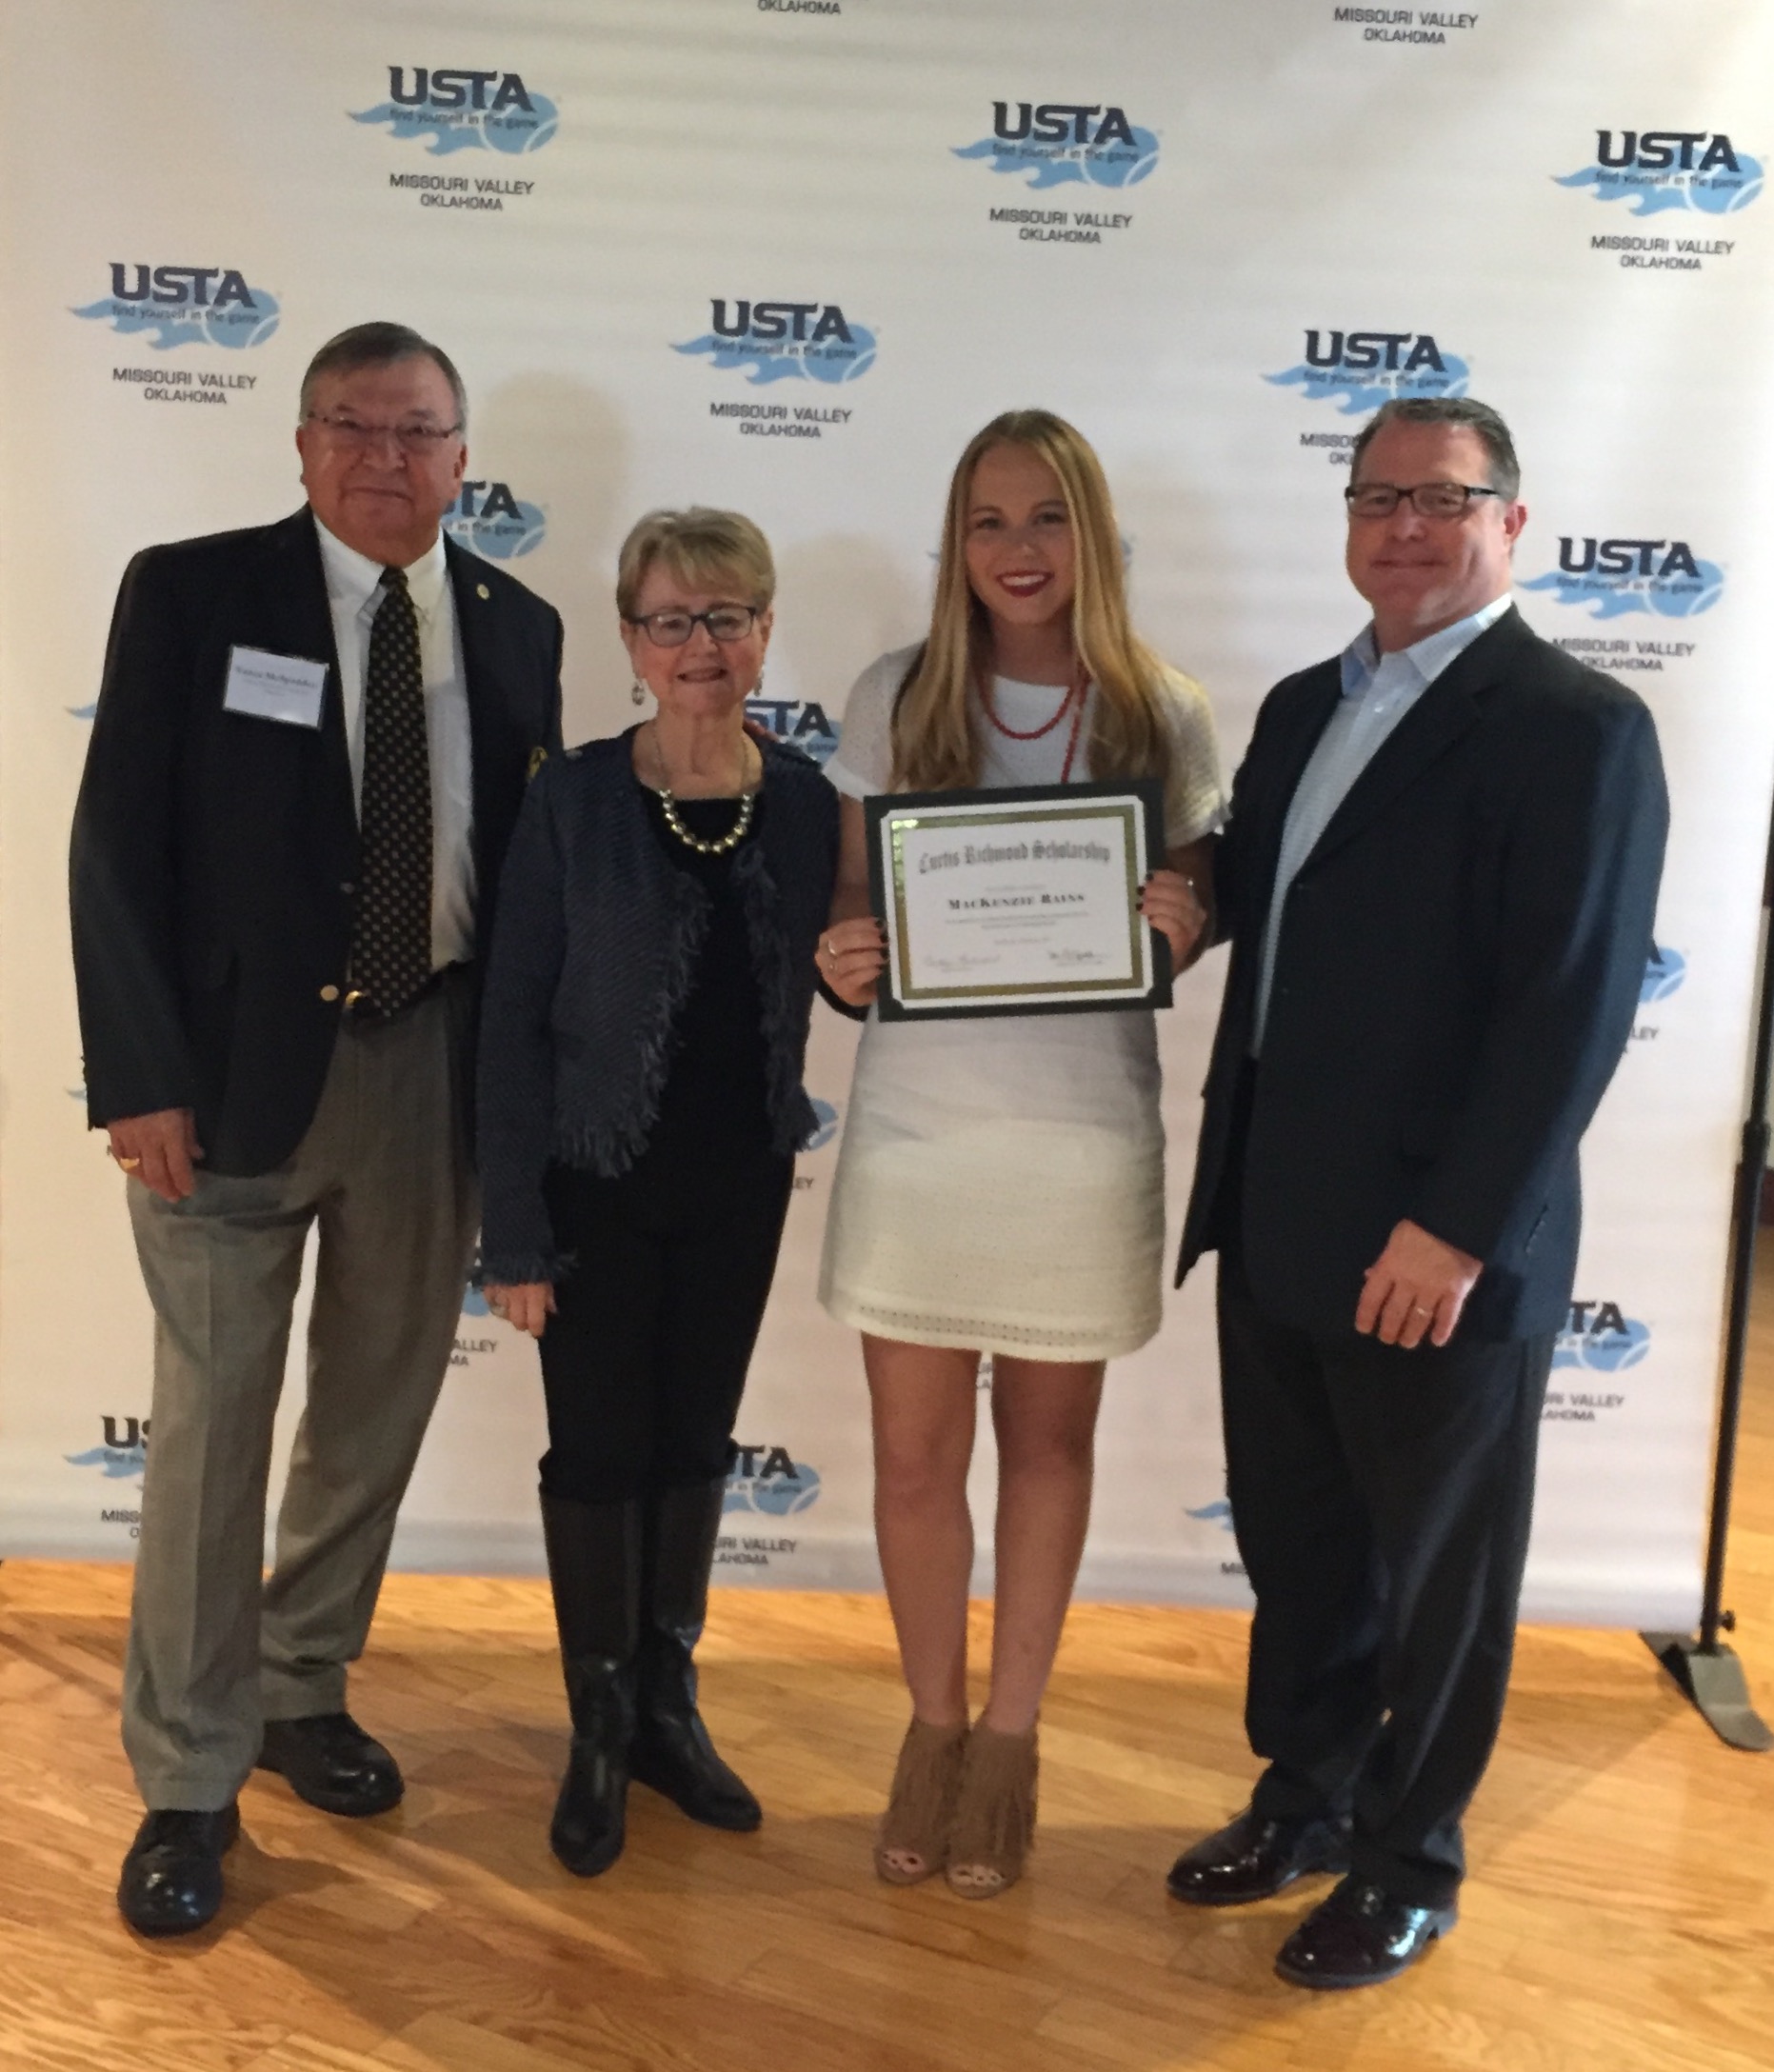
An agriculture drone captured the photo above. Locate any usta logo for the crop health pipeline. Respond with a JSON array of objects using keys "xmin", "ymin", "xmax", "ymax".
[
  {"xmin": 724, "ymin": 1444, "xmax": 822, "ymax": 1517},
  {"xmin": 65, "ymin": 1416, "xmax": 149, "ymax": 1481},
  {"xmin": 803, "ymin": 1099, "xmax": 840, "ymax": 1152},
  {"xmin": 1265, "ymin": 330, "xmax": 1469, "ymax": 416},
  {"xmin": 352, "ymin": 68, "xmax": 558, "ymax": 155},
  {"xmin": 746, "ymin": 695, "xmax": 840, "ymax": 767},
  {"xmin": 954, "ymin": 101, "xmax": 1159, "ymax": 190},
  {"xmin": 71, "ymin": 266, "xmax": 280, "ymax": 351},
  {"xmin": 1521, "ymin": 537, "xmax": 1724, "ymax": 620},
  {"xmin": 1556, "ymin": 131, "xmax": 1762, "ymax": 215},
  {"xmin": 1186, "ymin": 1499, "xmax": 1235, "ymax": 1534},
  {"xmin": 1553, "ymin": 1301, "xmax": 1651, "ymax": 1373},
  {"xmin": 675, "ymin": 301, "xmax": 876, "ymax": 386},
  {"xmin": 444, "ymin": 480, "xmax": 546, "ymax": 561}
]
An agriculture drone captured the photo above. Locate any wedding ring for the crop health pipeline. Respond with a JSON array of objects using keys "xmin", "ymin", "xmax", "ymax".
[
  {"xmin": 115, "ymin": 1155, "xmax": 141, "ymax": 1171},
  {"xmin": 1408, "ymin": 1303, "xmax": 1431, "ymax": 1317}
]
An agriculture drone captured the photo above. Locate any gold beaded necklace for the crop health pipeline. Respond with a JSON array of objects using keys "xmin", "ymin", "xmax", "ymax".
[{"xmin": 647, "ymin": 726, "xmax": 760, "ymax": 857}]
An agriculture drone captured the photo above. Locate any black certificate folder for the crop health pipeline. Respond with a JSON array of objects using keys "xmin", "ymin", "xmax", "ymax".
[{"xmin": 865, "ymin": 779, "xmax": 1172, "ymax": 1022}]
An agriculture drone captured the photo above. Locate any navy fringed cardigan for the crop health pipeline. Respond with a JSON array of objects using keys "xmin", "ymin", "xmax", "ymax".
[{"xmin": 476, "ymin": 729, "xmax": 840, "ymax": 1285}]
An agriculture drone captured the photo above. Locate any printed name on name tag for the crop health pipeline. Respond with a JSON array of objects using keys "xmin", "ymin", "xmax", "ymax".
[{"xmin": 222, "ymin": 646, "xmax": 329, "ymax": 728}]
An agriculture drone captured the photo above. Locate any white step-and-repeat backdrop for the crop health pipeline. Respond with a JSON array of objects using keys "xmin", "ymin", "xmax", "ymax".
[{"xmin": 2, "ymin": 0, "xmax": 1771, "ymax": 1627}]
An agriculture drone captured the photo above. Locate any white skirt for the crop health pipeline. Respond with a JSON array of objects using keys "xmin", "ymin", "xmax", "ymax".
[{"xmin": 818, "ymin": 1011, "xmax": 1167, "ymax": 1362}]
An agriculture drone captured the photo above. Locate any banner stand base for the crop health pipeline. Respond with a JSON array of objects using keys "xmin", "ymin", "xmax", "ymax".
[{"xmin": 1641, "ymin": 1631, "xmax": 1773, "ymax": 1752}]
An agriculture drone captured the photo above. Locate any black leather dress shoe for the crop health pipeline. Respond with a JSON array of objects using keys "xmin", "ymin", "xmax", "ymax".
[
  {"xmin": 1274, "ymin": 1875, "xmax": 1458, "ymax": 1989},
  {"xmin": 1166, "ymin": 1806, "xmax": 1351, "ymax": 1906},
  {"xmin": 118, "ymin": 1804, "xmax": 240, "ymax": 1938},
  {"xmin": 257, "ymin": 1712, "xmax": 403, "ymax": 1817}
]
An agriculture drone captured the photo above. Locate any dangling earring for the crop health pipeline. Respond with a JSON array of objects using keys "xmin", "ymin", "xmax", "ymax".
[{"xmin": 630, "ymin": 678, "xmax": 648, "ymax": 707}]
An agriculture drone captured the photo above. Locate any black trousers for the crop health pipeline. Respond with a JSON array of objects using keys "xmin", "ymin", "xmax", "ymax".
[
  {"xmin": 538, "ymin": 1147, "xmax": 795, "ymax": 1505},
  {"xmin": 1211, "ymin": 1069, "xmax": 1553, "ymax": 1907}
]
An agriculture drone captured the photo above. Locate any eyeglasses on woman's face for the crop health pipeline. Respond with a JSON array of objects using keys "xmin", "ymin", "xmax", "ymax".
[{"xmin": 626, "ymin": 605, "xmax": 763, "ymax": 647}]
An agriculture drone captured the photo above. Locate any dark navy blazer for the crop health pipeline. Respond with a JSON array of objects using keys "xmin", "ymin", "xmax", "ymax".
[
  {"xmin": 1175, "ymin": 608, "xmax": 1668, "ymax": 1342},
  {"xmin": 70, "ymin": 507, "xmax": 563, "ymax": 1174}
]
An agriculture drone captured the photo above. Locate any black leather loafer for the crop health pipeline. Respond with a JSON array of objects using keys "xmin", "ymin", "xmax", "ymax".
[
  {"xmin": 118, "ymin": 1803, "xmax": 240, "ymax": 1938},
  {"xmin": 1274, "ymin": 1874, "xmax": 1457, "ymax": 1989},
  {"xmin": 1166, "ymin": 1806, "xmax": 1351, "ymax": 1906},
  {"xmin": 257, "ymin": 1712, "xmax": 403, "ymax": 1817}
]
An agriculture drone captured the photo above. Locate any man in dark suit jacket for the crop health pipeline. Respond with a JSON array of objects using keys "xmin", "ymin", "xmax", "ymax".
[
  {"xmin": 70, "ymin": 322, "xmax": 563, "ymax": 1938},
  {"xmin": 1166, "ymin": 397, "xmax": 1666, "ymax": 1989}
]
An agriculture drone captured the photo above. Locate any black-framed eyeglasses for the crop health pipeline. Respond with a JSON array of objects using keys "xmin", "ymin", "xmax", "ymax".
[
  {"xmin": 1345, "ymin": 481, "xmax": 1504, "ymax": 521},
  {"xmin": 304, "ymin": 410, "xmax": 464, "ymax": 454},
  {"xmin": 626, "ymin": 605, "xmax": 762, "ymax": 647}
]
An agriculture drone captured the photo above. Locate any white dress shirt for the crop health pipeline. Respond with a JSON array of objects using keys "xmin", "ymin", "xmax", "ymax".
[
  {"xmin": 314, "ymin": 517, "xmax": 476, "ymax": 968},
  {"xmin": 1251, "ymin": 592, "xmax": 1514, "ymax": 1052}
]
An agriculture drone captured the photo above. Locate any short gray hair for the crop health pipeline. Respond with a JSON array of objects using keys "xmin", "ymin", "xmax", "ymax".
[
  {"xmin": 616, "ymin": 508, "xmax": 776, "ymax": 617},
  {"xmin": 298, "ymin": 321, "xmax": 468, "ymax": 428},
  {"xmin": 1350, "ymin": 396, "xmax": 1520, "ymax": 500}
]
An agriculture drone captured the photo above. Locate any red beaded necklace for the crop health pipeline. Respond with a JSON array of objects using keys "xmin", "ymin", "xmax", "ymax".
[{"xmin": 979, "ymin": 662, "xmax": 1090, "ymax": 783}]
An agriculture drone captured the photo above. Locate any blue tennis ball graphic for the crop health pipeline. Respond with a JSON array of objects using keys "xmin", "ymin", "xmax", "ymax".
[
  {"xmin": 750, "ymin": 1464, "xmax": 822, "ymax": 1517},
  {"xmin": 1691, "ymin": 157, "xmax": 1763, "ymax": 213},
  {"xmin": 807, "ymin": 330, "xmax": 877, "ymax": 385},
  {"xmin": 207, "ymin": 293, "xmax": 280, "ymax": 350},
  {"xmin": 488, "ymin": 95, "xmax": 558, "ymax": 153},
  {"xmin": 1580, "ymin": 1320, "xmax": 1651, "ymax": 1373}
]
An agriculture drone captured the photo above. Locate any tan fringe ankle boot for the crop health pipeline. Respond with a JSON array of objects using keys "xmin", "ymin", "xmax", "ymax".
[
  {"xmin": 945, "ymin": 1722, "xmax": 1038, "ymax": 1898},
  {"xmin": 873, "ymin": 1717, "xmax": 969, "ymax": 1885}
]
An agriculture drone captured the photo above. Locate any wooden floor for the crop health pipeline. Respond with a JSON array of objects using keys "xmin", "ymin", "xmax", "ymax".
[{"xmin": 5, "ymin": 1267, "xmax": 1774, "ymax": 2072}]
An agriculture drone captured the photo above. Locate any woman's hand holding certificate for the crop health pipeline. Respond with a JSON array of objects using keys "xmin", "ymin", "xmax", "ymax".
[{"xmin": 864, "ymin": 780, "xmax": 1176, "ymax": 1020}]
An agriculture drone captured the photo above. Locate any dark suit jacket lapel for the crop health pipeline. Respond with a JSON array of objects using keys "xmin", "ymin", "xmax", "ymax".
[
  {"xmin": 1247, "ymin": 663, "xmax": 1343, "ymax": 911},
  {"xmin": 1300, "ymin": 607, "xmax": 1529, "ymax": 875},
  {"xmin": 447, "ymin": 536, "xmax": 507, "ymax": 892},
  {"xmin": 251, "ymin": 508, "xmax": 356, "ymax": 855},
  {"xmin": 447, "ymin": 535, "xmax": 495, "ymax": 709}
]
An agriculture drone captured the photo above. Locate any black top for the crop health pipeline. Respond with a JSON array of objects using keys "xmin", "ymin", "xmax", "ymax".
[
  {"xmin": 631, "ymin": 787, "xmax": 773, "ymax": 1172},
  {"xmin": 474, "ymin": 729, "xmax": 838, "ymax": 1285}
]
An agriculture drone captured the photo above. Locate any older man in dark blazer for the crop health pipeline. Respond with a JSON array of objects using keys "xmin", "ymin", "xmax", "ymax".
[
  {"xmin": 70, "ymin": 321, "xmax": 562, "ymax": 1937},
  {"xmin": 1166, "ymin": 397, "xmax": 1667, "ymax": 1988}
]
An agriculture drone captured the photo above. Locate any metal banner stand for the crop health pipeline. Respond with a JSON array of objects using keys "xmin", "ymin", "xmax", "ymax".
[{"xmin": 1640, "ymin": 794, "xmax": 1774, "ymax": 1753}]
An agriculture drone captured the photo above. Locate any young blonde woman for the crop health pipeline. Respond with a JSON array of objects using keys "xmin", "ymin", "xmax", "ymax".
[{"xmin": 818, "ymin": 410, "xmax": 1226, "ymax": 1897}]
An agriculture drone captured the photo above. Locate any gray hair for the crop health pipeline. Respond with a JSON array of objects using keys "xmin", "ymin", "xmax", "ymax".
[
  {"xmin": 1350, "ymin": 396, "xmax": 1520, "ymax": 500},
  {"xmin": 616, "ymin": 508, "xmax": 777, "ymax": 617},
  {"xmin": 298, "ymin": 321, "xmax": 468, "ymax": 428}
]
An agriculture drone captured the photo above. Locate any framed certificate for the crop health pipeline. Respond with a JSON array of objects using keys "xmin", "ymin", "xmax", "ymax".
[{"xmin": 864, "ymin": 780, "xmax": 1172, "ymax": 1021}]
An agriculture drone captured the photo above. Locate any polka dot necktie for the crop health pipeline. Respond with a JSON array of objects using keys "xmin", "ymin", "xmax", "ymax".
[{"xmin": 348, "ymin": 567, "xmax": 433, "ymax": 1019}]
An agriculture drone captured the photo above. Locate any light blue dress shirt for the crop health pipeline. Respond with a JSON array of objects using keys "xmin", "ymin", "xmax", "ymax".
[{"xmin": 1251, "ymin": 593, "xmax": 1513, "ymax": 1052}]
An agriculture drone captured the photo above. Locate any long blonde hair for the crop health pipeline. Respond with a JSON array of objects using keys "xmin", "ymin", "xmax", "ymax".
[{"xmin": 890, "ymin": 409, "xmax": 1172, "ymax": 793}]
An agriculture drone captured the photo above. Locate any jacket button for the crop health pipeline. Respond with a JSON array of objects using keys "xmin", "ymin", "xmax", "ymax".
[
  {"xmin": 340, "ymin": 881, "xmax": 355, "ymax": 896},
  {"xmin": 319, "ymin": 985, "xmax": 341, "ymax": 1003}
]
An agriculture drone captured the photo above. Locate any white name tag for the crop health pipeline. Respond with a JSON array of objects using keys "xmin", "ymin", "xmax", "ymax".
[{"xmin": 222, "ymin": 646, "xmax": 329, "ymax": 728}]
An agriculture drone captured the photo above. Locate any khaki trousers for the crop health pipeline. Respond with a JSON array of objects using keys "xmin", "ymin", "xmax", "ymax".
[{"xmin": 121, "ymin": 979, "xmax": 478, "ymax": 1809}]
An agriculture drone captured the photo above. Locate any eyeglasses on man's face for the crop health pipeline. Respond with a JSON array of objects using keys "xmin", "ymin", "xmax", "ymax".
[
  {"xmin": 627, "ymin": 605, "xmax": 763, "ymax": 647},
  {"xmin": 304, "ymin": 411, "xmax": 464, "ymax": 456},
  {"xmin": 1344, "ymin": 481, "xmax": 1504, "ymax": 521}
]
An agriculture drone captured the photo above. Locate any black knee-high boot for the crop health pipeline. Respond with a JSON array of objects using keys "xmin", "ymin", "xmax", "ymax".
[
  {"xmin": 540, "ymin": 1490, "xmax": 641, "ymax": 1877},
  {"xmin": 629, "ymin": 1478, "xmax": 762, "ymax": 1832}
]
